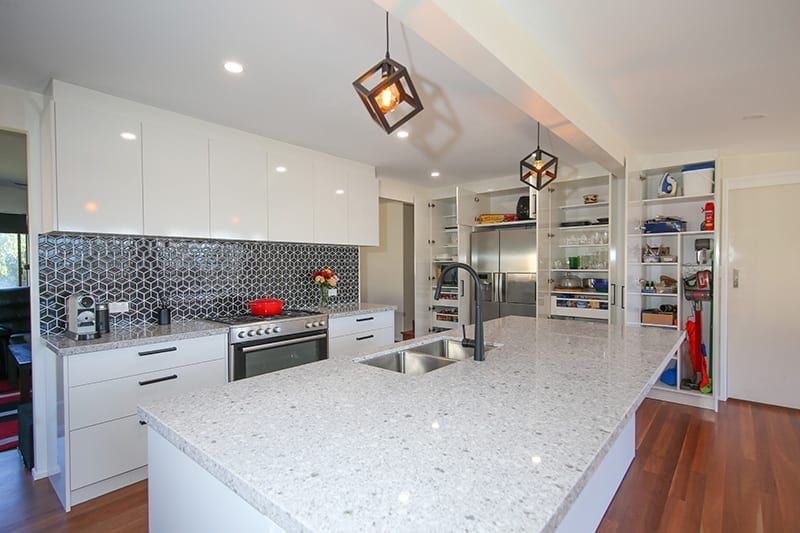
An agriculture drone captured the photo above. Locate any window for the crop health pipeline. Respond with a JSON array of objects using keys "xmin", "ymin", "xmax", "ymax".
[{"xmin": 0, "ymin": 232, "xmax": 28, "ymax": 288}]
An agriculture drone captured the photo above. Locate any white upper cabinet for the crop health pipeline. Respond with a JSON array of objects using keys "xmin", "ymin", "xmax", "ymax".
[
  {"xmin": 142, "ymin": 121, "xmax": 210, "ymax": 238},
  {"xmin": 54, "ymin": 100, "xmax": 144, "ymax": 234},
  {"xmin": 348, "ymin": 165, "xmax": 379, "ymax": 246},
  {"xmin": 313, "ymin": 156, "xmax": 349, "ymax": 245},
  {"xmin": 268, "ymin": 149, "xmax": 314, "ymax": 243},
  {"xmin": 209, "ymin": 138, "xmax": 268, "ymax": 240}
]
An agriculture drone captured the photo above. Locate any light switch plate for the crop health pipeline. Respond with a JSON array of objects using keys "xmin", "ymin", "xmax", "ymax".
[
  {"xmin": 328, "ymin": 288, "xmax": 338, "ymax": 297},
  {"xmin": 108, "ymin": 301, "xmax": 130, "ymax": 314}
]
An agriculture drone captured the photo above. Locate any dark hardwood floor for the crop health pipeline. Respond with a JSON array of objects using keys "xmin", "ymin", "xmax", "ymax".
[{"xmin": 1, "ymin": 398, "xmax": 797, "ymax": 532}]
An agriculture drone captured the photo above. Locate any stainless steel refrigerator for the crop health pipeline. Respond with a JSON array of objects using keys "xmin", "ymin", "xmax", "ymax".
[{"xmin": 471, "ymin": 227, "xmax": 537, "ymax": 321}]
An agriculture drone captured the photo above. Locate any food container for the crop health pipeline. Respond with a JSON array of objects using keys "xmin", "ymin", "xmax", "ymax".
[
  {"xmin": 682, "ymin": 163, "xmax": 714, "ymax": 196},
  {"xmin": 641, "ymin": 309, "xmax": 676, "ymax": 326},
  {"xmin": 248, "ymin": 298, "xmax": 284, "ymax": 316},
  {"xmin": 557, "ymin": 274, "xmax": 583, "ymax": 289}
]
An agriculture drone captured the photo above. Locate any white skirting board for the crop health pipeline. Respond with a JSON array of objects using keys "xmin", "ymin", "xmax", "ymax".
[
  {"xmin": 149, "ymin": 415, "xmax": 635, "ymax": 532},
  {"xmin": 556, "ymin": 413, "xmax": 635, "ymax": 532},
  {"xmin": 148, "ymin": 430, "xmax": 282, "ymax": 533}
]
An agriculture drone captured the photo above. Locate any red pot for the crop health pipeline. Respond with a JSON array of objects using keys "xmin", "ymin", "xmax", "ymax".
[{"xmin": 248, "ymin": 298, "xmax": 284, "ymax": 317}]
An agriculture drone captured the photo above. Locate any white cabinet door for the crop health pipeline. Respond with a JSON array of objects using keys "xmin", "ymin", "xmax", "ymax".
[
  {"xmin": 268, "ymin": 150, "xmax": 314, "ymax": 243},
  {"xmin": 210, "ymin": 138, "xmax": 268, "ymax": 240},
  {"xmin": 142, "ymin": 121, "xmax": 210, "ymax": 238},
  {"xmin": 347, "ymin": 165, "xmax": 379, "ymax": 246},
  {"xmin": 55, "ymin": 100, "xmax": 143, "ymax": 234},
  {"xmin": 313, "ymin": 156, "xmax": 349, "ymax": 245}
]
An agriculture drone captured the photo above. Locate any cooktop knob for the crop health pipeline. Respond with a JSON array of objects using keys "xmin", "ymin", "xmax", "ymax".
[
  {"xmin": 264, "ymin": 327, "xmax": 273, "ymax": 334},
  {"xmin": 256, "ymin": 328, "xmax": 264, "ymax": 335},
  {"xmin": 305, "ymin": 323, "xmax": 312, "ymax": 329},
  {"xmin": 237, "ymin": 331, "xmax": 246, "ymax": 338},
  {"xmin": 319, "ymin": 320, "xmax": 326, "ymax": 327},
  {"xmin": 273, "ymin": 326, "xmax": 282, "ymax": 333},
  {"xmin": 247, "ymin": 330, "xmax": 256, "ymax": 337}
]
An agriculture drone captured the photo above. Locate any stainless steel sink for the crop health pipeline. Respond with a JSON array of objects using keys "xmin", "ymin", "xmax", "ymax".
[
  {"xmin": 406, "ymin": 339, "xmax": 496, "ymax": 361},
  {"xmin": 358, "ymin": 351, "xmax": 456, "ymax": 375}
]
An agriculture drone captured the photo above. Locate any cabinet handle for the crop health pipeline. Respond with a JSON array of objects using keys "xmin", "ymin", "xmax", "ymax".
[
  {"xmin": 460, "ymin": 280, "xmax": 465, "ymax": 297},
  {"xmin": 356, "ymin": 334, "xmax": 374, "ymax": 341},
  {"xmin": 621, "ymin": 285, "xmax": 625, "ymax": 310},
  {"xmin": 138, "ymin": 374, "xmax": 178, "ymax": 386},
  {"xmin": 139, "ymin": 420, "xmax": 147, "ymax": 426},
  {"xmin": 610, "ymin": 284, "xmax": 617, "ymax": 306},
  {"xmin": 355, "ymin": 317, "xmax": 374, "ymax": 322},
  {"xmin": 138, "ymin": 346, "xmax": 177, "ymax": 357}
]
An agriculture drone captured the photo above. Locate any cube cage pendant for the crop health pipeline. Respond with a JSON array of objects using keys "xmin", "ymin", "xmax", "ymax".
[
  {"xmin": 353, "ymin": 57, "xmax": 423, "ymax": 134},
  {"xmin": 520, "ymin": 148, "xmax": 558, "ymax": 191}
]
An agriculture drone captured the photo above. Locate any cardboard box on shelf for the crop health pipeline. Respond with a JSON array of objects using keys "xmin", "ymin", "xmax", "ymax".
[{"xmin": 641, "ymin": 309, "xmax": 676, "ymax": 326}]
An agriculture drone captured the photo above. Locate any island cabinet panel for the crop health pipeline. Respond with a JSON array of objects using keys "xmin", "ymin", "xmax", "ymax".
[
  {"xmin": 209, "ymin": 138, "xmax": 269, "ymax": 240},
  {"xmin": 50, "ymin": 334, "xmax": 227, "ymax": 510},
  {"xmin": 312, "ymin": 155, "xmax": 349, "ymax": 245},
  {"xmin": 328, "ymin": 310, "xmax": 395, "ymax": 357},
  {"xmin": 54, "ymin": 100, "xmax": 144, "ymax": 235},
  {"xmin": 267, "ymin": 149, "xmax": 315, "ymax": 243},
  {"xmin": 347, "ymin": 165, "xmax": 379, "ymax": 246},
  {"xmin": 142, "ymin": 121, "xmax": 210, "ymax": 238}
]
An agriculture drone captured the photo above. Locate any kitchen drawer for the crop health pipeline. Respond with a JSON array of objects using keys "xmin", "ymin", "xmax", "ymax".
[
  {"xmin": 69, "ymin": 358, "xmax": 226, "ymax": 430},
  {"xmin": 68, "ymin": 334, "xmax": 226, "ymax": 387},
  {"xmin": 70, "ymin": 414, "xmax": 147, "ymax": 490},
  {"xmin": 328, "ymin": 326, "xmax": 394, "ymax": 357},
  {"xmin": 328, "ymin": 310, "xmax": 393, "ymax": 338}
]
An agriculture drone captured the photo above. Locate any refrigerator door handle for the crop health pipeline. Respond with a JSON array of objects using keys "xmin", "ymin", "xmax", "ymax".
[
  {"xmin": 492, "ymin": 272, "xmax": 501, "ymax": 303},
  {"xmin": 498, "ymin": 272, "xmax": 507, "ymax": 303},
  {"xmin": 610, "ymin": 283, "xmax": 616, "ymax": 306}
]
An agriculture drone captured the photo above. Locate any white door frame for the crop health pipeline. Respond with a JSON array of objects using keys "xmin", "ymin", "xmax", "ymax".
[{"xmin": 720, "ymin": 171, "xmax": 800, "ymax": 401}]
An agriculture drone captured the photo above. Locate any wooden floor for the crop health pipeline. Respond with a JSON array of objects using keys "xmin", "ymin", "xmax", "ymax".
[{"xmin": 0, "ymin": 398, "xmax": 797, "ymax": 532}]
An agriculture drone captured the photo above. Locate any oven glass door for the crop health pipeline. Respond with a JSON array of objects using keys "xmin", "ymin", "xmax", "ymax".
[{"xmin": 232, "ymin": 332, "xmax": 328, "ymax": 381}]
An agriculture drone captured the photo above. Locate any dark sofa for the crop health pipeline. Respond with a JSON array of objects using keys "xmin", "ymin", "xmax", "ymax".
[{"xmin": 0, "ymin": 286, "xmax": 31, "ymax": 382}]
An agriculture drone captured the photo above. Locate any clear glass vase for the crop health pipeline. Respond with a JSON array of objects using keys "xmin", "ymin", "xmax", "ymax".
[{"xmin": 319, "ymin": 285, "xmax": 329, "ymax": 308}]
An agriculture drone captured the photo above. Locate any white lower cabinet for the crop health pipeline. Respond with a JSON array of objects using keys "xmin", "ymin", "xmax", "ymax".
[
  {"xmin": 328, "ymin": 310, "xmax": 395, "ymax": 357},
  {"xmin": 50, "ymin": 333, "xmax": 227, "ymax": 510}
]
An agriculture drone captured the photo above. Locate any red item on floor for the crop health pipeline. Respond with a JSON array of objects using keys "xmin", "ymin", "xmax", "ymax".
[
  {"xmin": 686, "ymin": 314, "xmax": 709, "ymax": 390},
  {"xmin": 0, "ymin": 379, "xmax": 21, "ymax": 452}
]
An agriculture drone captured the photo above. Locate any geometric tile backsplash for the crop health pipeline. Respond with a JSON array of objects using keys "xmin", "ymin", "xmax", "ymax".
[{"xmin": 39, "ymin": 232, "xmax": 359, "ymax": 335}]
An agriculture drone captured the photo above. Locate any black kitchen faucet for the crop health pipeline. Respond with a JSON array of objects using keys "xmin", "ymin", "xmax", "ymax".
[{"xmin": 434, "ymin": 262, "xmax": 486, "ymax": 362}]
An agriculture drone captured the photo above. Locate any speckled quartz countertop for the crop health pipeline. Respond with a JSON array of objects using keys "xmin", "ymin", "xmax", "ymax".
[
  {"xmin": 42, "ymin": 319, "xmax": 229, "ymax": 356},
  {"xmin": 139, "ymin": 317, "xmax": 683, "ymax": 532},
  {"xmin": 318, "ymin": 302, "xmax": 396, "ymax": 318}
]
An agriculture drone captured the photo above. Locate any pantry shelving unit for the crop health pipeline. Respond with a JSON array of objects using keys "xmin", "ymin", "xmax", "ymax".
[
  {"xmin": 625, "ymin": 158, "xmax": 720, "ymax": 410},
  {"xmin": 427, "ymin": 196, "xmax": 462, "ymax": 332},
  {"xmin": 539, "ymin": 174, "xmax": 615, "ymax": 323}
]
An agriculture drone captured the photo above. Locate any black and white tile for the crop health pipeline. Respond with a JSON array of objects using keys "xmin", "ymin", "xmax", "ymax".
[{"xmin": 39, "ymin": 233, "xmax": 359, "ymax": 334}]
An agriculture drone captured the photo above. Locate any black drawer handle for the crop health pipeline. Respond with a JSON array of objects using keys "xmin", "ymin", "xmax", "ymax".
[
  {"xmin": 356, "ymin": 334, "xmax": 374, "ymax": 341},
  {"xmin": 138, "ymin": 346, "xmax": 178, "ymax": 357},
  {"xmin": 138, "ymin": 374, "xmax": 178, "ymax": 386},
  {"xmin": 139, "ymin": 420, "xmax": 147, "ymax": 426},
  {"xmin": 355, "ymin": 317, "xmax": 374, "ymax": 322}
]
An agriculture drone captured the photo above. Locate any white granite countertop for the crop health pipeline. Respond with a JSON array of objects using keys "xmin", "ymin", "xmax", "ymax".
[
  {"xmin": 139, "ymin": 317, "xmax": 683, "ymax": 532},
  {"xmin": 42, "ymin": 319, "xmax": 229, "ymax": 356},
  {"xmin": 317, "ymin": 302, "xmax": 396, "ymax": 318}
]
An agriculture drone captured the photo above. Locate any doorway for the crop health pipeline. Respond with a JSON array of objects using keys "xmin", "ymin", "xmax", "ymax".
[
  {"xmin": 360, "ymin": 199, "xmax": 415, "ymax": 341},
  {"xmin": 0, "ymin": 128, "xmax": 33, "ymax": 467},
  {"xmin": 725, "ymin": 176, "xmax": 800, "ymax": 409}
]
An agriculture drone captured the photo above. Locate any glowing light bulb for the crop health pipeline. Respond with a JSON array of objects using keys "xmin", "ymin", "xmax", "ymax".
[
  {"xmin": 533, "ymin": 150, "xmax": 544, "ymax": 170},
  {"xmin": 376, "ymin": 78, "xmax": 400, "ymax": 114}
]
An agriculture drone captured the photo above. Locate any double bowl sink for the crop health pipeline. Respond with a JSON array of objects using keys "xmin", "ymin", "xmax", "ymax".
[{"xmin": 358, "ymin": 338, "xmax": 495, "ymax": 376}]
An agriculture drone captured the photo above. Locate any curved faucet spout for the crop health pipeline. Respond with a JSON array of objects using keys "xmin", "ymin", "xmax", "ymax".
[{"xmin": 434, "ymin": 262, "xmax": 485, "ymax": 361}]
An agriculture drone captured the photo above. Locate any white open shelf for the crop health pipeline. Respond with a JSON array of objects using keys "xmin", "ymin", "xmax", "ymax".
[
  {"xmin": 474, "ymin": 219, "xmax": 536, "ymax": 228},
  {"xmin": 628, "ymin": 292, "xmax": 678, "ymax": 298},
  {"xmin": 629, "ymin": 322, "xmax": 678, "ymax": 329},
  {"xmin": 551, "ymin": 269, "xmax": 609, "ymax": 273},
  {"xmin": 552, "ymin": 290, "xmax": 609, "ymax": 298},
  {"xmin": 557, "ymin": 243, "xmax": 608, "ymax": 248},
  {"xmin": 559, "ymin": 224, "xmax": 608, "ymax": 231},
  {"xmin": 636, "ymin": 193, "xmax": 714, "ymax": 207},
  {"xmin": 632, "ymin": 262, "xmax": 678, "ymax": 266},
  {"xmin": 560, "ymin": 201, "xmax": 609, "ymax": 210},
  {"xmin": 628, "ymin": 230, "xmax": 714, "ymax": 238}
]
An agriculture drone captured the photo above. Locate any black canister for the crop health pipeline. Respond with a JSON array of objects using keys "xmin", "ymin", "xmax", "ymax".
[
  {"xmin": 156, "ymin": 307, "xmax": 172, "ymax": 326},
  {"xmin": 95, "ymin": 303, "xmax": 110, "ymax": 334}
]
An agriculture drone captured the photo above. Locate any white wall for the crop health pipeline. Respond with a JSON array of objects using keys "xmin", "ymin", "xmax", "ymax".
[
  {"xmin": 0, "ymin": 82, "xmax": 48, "ymax": 478},
  {"xmin": 361, "ymin": 200, "xmax": 407, "ymax": 338},
  {"xmin": 0, "ymin": 184, "xmax": 27, "ymax": 214}
]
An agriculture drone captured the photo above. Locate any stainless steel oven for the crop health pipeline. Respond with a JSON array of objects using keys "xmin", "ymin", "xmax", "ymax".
[{"xmin": 212, "ymin": 311, "xmax": 329, "ymax": 382}]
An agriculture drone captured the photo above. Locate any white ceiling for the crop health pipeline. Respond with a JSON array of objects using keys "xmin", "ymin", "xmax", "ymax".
[
  {"xmin": 0, "ymin": 129, "xmax": 27, "ymax": 185},
  {"xmin": 496, "ymin": 0, "xmax": 800, "ymax": 155},
  {"xmin": 0, "ymin": 0, "xmax": 587, "ymax": 187}
]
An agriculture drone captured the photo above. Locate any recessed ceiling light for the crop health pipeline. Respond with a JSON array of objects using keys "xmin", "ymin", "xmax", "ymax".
[
  {"xmin": 335, "ymin": 189, "xmax": 345, "ymax": 195},
  {"xmin": 430, "ymin": 171, "xmax": 440, "ymax": 177},
  {"xmin": 275, "ymin": 166, "xmax": 287, "ymax": 173},
  {"xmin": 396, "ymin": 130, "xmax": 409, "ymax": 138},
  {"xmin": 742, "ymin": 113, "xmax": 767, "ymax": 121},
  {"xmin": 120, "ymin": 132, "xmax": 137, "ymax": 141},
  {"xmin": 224, "ymin": 61, "xmax": 244, "ymax": 74}
]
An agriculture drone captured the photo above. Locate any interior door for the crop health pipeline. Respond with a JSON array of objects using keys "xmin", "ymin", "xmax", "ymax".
[{"xmin": 727, "ymin": 181, "xmax": 800, "ymax": 409}]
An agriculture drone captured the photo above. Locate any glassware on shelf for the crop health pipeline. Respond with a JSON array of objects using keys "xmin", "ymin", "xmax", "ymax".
[
  {"xmin": 602, "ymin": 231, "xmax": 609, "ymax": 244},
  {"xmin": 568, "ymin": 256, "xmax": 580, "ymax": 269}
]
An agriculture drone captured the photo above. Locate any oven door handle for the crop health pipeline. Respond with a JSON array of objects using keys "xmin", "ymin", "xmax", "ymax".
[{"xmin": 240, "ymin": 333, "xmax": 328, "ymax": 353}]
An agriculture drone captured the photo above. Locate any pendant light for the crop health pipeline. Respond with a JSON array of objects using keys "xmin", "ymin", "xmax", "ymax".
[
  {"xmin": 353, "ymin": 12, "xmax": 424, "ymax": 134},
  {"xmin": 520, "ymin": 123, "xmax": 559, "ymax": 190}
]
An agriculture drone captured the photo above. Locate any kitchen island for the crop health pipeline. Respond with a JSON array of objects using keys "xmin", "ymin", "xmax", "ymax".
[{"xmin": 139, "ymin": 316, "xmax": 683, "ymax": 532}]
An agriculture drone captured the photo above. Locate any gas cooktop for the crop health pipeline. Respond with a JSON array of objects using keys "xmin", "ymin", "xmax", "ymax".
[{"xmin": 208, "ymin": 309, "xmax": 322, "ymax": 326}]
